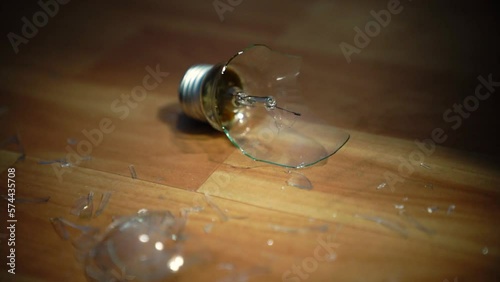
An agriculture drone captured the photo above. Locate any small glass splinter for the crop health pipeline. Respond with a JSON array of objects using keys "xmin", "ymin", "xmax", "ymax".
[
  {"xmin": 129, "ymin": 164, "xmax": 137, "ymax": 179},
  {"xmin": 50, "ymin": 217, "xmax": 70, "ymax": 240},
  {"xmin": 94, "ymin": 192, "xmax": 112, "ymax": 217},
  {"xmin": 355, "ymin": 214, "xmax": 408, "ymax": 237},
  {"xmin": 399, "ymin": 210, "xmax": 434, "ymax": 235}
]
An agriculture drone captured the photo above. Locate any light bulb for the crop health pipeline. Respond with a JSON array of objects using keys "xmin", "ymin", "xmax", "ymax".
[{"xmin": 179, "ymin": 44, "xmax": 349, "ymax": 168}]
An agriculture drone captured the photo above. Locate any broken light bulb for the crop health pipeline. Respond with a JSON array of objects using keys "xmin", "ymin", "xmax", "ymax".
[{"xmin": 178, "ymin": 44, "xmax": 349, "ymax": 168}]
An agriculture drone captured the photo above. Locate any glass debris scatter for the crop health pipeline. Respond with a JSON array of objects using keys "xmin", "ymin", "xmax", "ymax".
[{"xmin": 376, "ymin": 182, "xmax": 387, "ymax": 190}]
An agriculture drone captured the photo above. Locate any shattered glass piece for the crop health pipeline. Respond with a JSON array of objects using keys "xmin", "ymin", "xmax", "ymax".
[
  {"xmin": 180, "ymin": 206, "xmax": 205, "ymax": 216},
  {"xmin": 85, "ymin": 210, "xmax": 186, "ymax": 282},
  {"xmin": 50, "ymin": 217, "xmax": 70, "ymax": 240},
  {"xmin": 60, "ymin": 161, "xmax": 72, "ymax": 168},
  {"xmin": 399, "ymin": 210, "xmax": 435, "ymax": 235},
  {"xmin": 266, "ymin": 239, "xmax": 274, "ymax": 246},
  {"xmin": 203, "ymin": 194, "xmax": 229, "ymax": 222},
  {"xmin": 94, "ymin": 192, "xmax": 112, "ymax": 217},
  {"xmin": 129, "ymin": 164, "xmax": 137, "ymax": 179},
  {"xmin": 216, "ymin": 45, "xmax": 350, "ymax": 168},
  {"xmin": 426, "ymin": 206, "xmax": 439, "ymax": 214},
  {"xmin": 394, "ymin": 204, "xmax": 405, "ymax": 210},
  {"xmin": 420, "ymin": 162, "xmax": 431, "ymax": 169},
  {"xmin": 286, "ymin": 172, "xmax": 312, "ymax": 190},
  {"xmin": 482, "ymin": 246, "xmax": 488, "ymax": 255},
  {"xmin": 447, "ymin": 204, "xmax": 456, "ymax": 215},
  {"xmin": 376, "ymin": 182, "xmax": 387, "ymax": 190},
  {"xmin": 355, "ymin": 214, "xmax": 407, "ymax": 237},
  {"xmin": 71, "ymin": 192, "xmax": 94, "ymax": 219},
  {"xmin": 203, "ymin": 223, "xmax": 214, "ymax": 234}
]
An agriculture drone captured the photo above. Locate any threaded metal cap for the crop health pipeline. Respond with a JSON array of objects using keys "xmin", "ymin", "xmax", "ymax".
[{"xmin": 178, "ymin": 64, "xmax": 214, "ymax": 122}]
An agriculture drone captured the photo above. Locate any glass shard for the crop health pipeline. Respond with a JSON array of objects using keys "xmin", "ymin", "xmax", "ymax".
[
  {"xmin": 94, "ymin": 192, "xmax": 112, "ymax": 217},
  {"xmin": 129, "ymin": 164, "xmax": 137, "ymax": 179},
  {"xmin": 286, "ymin": 172, "xmax": 313, "ymax": 190},
  {"xmin": 447, "ymin": 204, "xmax": 456, "ymax": 215},
  {"xmin": 355, "ymin": 214, "xmax": 408, "ymax": 237},
  {"xmin": 399, "ymin": 210, "xmax": 435, "ymax": 235},
  {"xmin": 216, "ymin": 45, "xmax": 349, "ymax": 168},
  {"xmin": 426, "ymin": 206, "xmax": 439, "ymax": 214},
  {"xmin": 85, "ymin": 210, "xmax": 186, "ymax": 282},
  {"xmin": 71, "ymin": 192, "xmax": 94, "ymax": 219},
  {"xmin": 376, "ymin": 182, "xmax": 387, "ymax": 190}
]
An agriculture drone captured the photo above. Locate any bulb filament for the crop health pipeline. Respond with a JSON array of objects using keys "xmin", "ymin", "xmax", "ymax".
[{"xmin": 231, "ymin": 88, "xmax": 301, "ymax": 116}]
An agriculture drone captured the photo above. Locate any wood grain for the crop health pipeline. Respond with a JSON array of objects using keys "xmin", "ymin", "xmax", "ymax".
[{"xmin": 1, "ymin": 0, "xmax": 499, "ymax": 282}]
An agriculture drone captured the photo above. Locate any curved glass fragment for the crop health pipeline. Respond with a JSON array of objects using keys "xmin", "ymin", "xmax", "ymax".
[
  {"xmin": 212, "ymin": 45, "xmax": 349, "ymax": 168},
  {"xmin": 84, "ymin": 210, "xmax": 185, "ymax": 282}
]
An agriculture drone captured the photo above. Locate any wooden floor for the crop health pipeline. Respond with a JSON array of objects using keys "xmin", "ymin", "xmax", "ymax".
[{"xmin": 0, "ymin": 1, "xmax": 499, "ymax": 281}]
